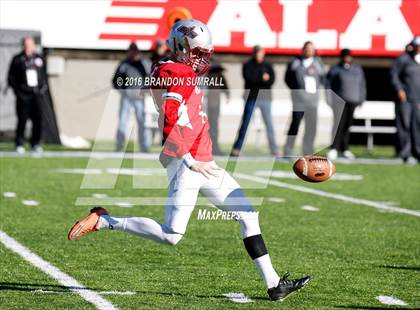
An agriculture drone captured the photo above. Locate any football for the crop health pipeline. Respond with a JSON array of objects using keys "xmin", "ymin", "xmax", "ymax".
[{"xmin": 293, "ymin": 156, "xmax": 336, "ymax": 183}]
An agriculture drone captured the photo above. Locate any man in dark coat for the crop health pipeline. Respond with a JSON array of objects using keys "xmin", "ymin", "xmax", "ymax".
[
  {"xmin": 284, "ymin": 41, "xmax": 325, "ymax": 157},
  {"xmin": 326, "ymin": 49, "xmax": 366, "ymax": 160},
  {"xmin": 231, "ymin": 46, "xmax": 278, "ymax": 156},
  {"xmin": 390, "ymin": 37, "xmax": 420, "ymax": 163},
  {"xmin": 8, "ymin": 37, "xmax": 48, "ymax": 154}
]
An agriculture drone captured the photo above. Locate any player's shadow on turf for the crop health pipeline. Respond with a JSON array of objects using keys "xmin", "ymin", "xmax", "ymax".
[
  {"xmin": 132, "ymin": 290, "xmax": 268, "ymax": 301},
  {"xmin": 0, "ymin": 283, "xmax": 271, "ymax": 301},
  {"xmin": 135, "ymin": 291, "xmax": 268, "ymax": 300},
  {"xmin": 0, "ymin": 282, "xmax": 102, "ymax": 293},
  {"xmin": 378, "ymin": 265, "xmax": 420, "ymax": 271}
]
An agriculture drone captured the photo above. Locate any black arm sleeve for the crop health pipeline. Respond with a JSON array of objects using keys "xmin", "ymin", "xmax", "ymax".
[
  {"xmin": 112, "ymin": 63, "xmax": 124, "ymax": 89},
  {"xmin": 284, "ymin": 61, "xmax": 295, "ymax": 89},
  {"xmin": 390, "ymin": 56, "xmax": 404, "ymax": 92},
  {"xmin": 318, "ymin": 59, "xmax": 327, "ymax": 87},
  {"xmin": 265, "ymin": 63, "xmax": 275, "ymax": 88},
  {"xmin": 39, "ymin": 56, "xmax": 49, "ymax": 93},
  {"xmin": 242, "ymin": 62, "xmax": 260, "ymax": 85},
  {"xmin": 7, "ymin": 57, "xmax": 18, "ymax": 92},
  {"xmin": 360, "ymin": 66, "xmax": 367, "ymax": 102}
]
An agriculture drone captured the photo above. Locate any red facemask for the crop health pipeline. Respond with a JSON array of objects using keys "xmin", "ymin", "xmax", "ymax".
[{"xmin": 180, "ymin": 46, "xmax": 213, "ymax": 76}]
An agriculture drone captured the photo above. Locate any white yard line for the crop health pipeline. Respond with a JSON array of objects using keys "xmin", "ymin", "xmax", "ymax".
[
  {"xmin": 0, "ymin": 231, "xmax": 117, "ymax": 310},
  {"xmin": 0, "ymin": 151, "xmax": 404, "ymax": 165},
  {"xmin": 235, "ymin": 173, "xmax": 420, "ymax": 217},
  {"xmin": 75, "ymin": 197, "xmax": 264, "ymax": 206},
  {"xmin": 256, "ymin": 170, "xmax": 364, "ymax": 181}
]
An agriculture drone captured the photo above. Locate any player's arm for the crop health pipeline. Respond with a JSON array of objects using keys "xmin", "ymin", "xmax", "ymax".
[
  {"xmin": 162, "ymin": 94, "xmax": 220, "ymax": 178},
  {"xmin": 161, "ymin": 95, "xmax": 190, "ymax": 156}
]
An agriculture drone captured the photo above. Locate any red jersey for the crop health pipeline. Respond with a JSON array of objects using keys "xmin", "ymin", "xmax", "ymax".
[{"xmin": 150, "ymin": 60, "xmax": 213, "ymax": 163}]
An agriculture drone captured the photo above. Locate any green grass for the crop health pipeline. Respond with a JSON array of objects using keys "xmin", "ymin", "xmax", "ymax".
[{"xmin": 0, "ymin": 155, "xmax": 419, "ymax": 309}]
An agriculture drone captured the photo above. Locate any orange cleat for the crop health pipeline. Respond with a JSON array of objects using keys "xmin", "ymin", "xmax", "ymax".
[{"xmin": 68, "ymin": 207, "xmax": 108, "ymax": 241}]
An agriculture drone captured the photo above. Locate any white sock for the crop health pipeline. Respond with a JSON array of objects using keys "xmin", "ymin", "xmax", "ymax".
[
  {"xmin": 99, "ymin": 215, "xmax": 182, "ymax": 245},
  {"xmin": 254, "ymin": 254, "xmax": 280, "ymax": 289}
]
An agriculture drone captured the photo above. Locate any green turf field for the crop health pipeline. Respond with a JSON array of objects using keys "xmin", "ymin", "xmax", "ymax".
[{"xmin": 0, "ymin": 154, "xmax": 419, "ymax": 309}]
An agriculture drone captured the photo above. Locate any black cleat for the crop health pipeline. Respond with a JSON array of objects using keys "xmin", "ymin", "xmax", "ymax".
[{"xmin": 267, "ymin": 272, "xmax": 311, "ymax": 301}]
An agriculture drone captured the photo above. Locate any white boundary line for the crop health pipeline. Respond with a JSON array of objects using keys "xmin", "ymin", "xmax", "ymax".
[
  {"xmin": 0, "ymin": 230, "xmax": 117, "ymax": 310},
  {"xmin": 235, "ymin": 173, "xmax": 420, "ymax": 217}
]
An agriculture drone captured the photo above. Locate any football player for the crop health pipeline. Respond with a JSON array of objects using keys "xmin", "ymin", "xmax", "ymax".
[{"xmin": 68, "ymin": 19, "xmax": 311, "ymax": 301}]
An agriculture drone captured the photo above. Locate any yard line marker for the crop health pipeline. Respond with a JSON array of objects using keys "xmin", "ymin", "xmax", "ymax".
[
  {"xmin": 3, "ymin": 192, "xmax": 16, "ymax": 198},
  {"xmin": 268, "ymin": 197, "xmax": 286, "ymax": 203},
  {"xmin": 235, "ymin": 173, "xmax": 420, "ymax": 217},
  {"xmin": 92, "ymin": 193, "xmax": 109, "ymax": 199},
  {"xmin": 22, "ymin": 200, "xmax": 39, "ymax": 207},
  {"xmin": 376, "ymin": 295, "xmax": 407, "ymax": 306},
  {"xmin": 223, "ymin": 292, "xmax": 253, "ymax": 303},
  {"xmin": 301, "ymin": 205, "xmax": 319, "ymax": 212},
  {"xmin": 116, "ymin": 202, "xmax": 133, "ymax": 208},
  {"xmin": 0, "ymin": 231, "xmax": 117, "ymax": 310}
]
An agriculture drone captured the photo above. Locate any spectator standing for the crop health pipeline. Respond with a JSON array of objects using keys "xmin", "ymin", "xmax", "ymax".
[
  {"xmin": 326, "ymin": 49, "xmax": 366, "ymax": 160},
  {"xmin": 112, "ymin": 42, "xmax": 150, "ymax": 152},
  {"xmin": 390, "ymin": 37, "xmax": 420, "ymax": 163},
  {"xmin": 231, "ymin": 46, "xmax": 278, "ymax": 156},
  {"xmin": 284, "ymin": 41, "xmax": 325, "ymax": 157},
  {"xmin": 7, "ymin": 37, "xmax": 48, "ymax": 154},
  {"xmin": 206, "ymin": 60, "xmax": 229, "ymax": 155}
]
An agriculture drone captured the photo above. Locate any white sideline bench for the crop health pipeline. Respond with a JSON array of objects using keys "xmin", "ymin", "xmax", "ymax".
[{"xmin": 350, "ymin": 101, "xmax": 396, "ymax": 151}]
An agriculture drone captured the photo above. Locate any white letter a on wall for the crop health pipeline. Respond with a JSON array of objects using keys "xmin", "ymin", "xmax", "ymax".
[
  {"xmin": 340, "ymin": 0, "xmax": 412, "ymax": 51},
  {"xmin": 207, "ymin": 0, "xmax": 276, "ymax": 48}
]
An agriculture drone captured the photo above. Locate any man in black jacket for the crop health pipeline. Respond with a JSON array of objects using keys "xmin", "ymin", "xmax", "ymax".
[
  {"xmin": 7, "ymin": 37, "xmax": 48, "ymax": 154},
  {"xmin": 284, "ymin": 41, "xmax": 325, "ymax": 157},
  {"xmin": 390, "ymin": 37, "xmax": 420, "ymax": 163},
  {"xmin": 326, "ymin": 49, "xmax": 366, "ymax": 160},
  {"xmin": 231, "ymin": 46, "xmax": 278, "ymax": 156}
]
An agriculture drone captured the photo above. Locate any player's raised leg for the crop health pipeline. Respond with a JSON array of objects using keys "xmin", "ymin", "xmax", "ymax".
[
  {"xmin": 68, "ymin": 206, "xmax": 185, "ymax": 245},
  {"xmin": 68, "ymin": 160, "xmax": 201, "ymax": 245}
]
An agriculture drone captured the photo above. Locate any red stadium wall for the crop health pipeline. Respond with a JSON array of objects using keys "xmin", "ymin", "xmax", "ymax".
[
  {"xmin": 99, "ymin": 0, "xmax": 420, "ymax": 56},
  {"xmin": 1, "ymin": 0, "xmax": 419, "ymax": 55}
]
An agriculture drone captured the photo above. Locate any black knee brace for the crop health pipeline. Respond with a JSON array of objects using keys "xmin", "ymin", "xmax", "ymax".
[{"xmin": 243, "ymin": 234, "xmax": 268, "ymax": 259}]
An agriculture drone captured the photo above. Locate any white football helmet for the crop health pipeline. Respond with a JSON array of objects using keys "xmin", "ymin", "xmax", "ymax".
[{"xmin": 167, "ymin": 19, "xmax": 213, "ymax": 75}]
